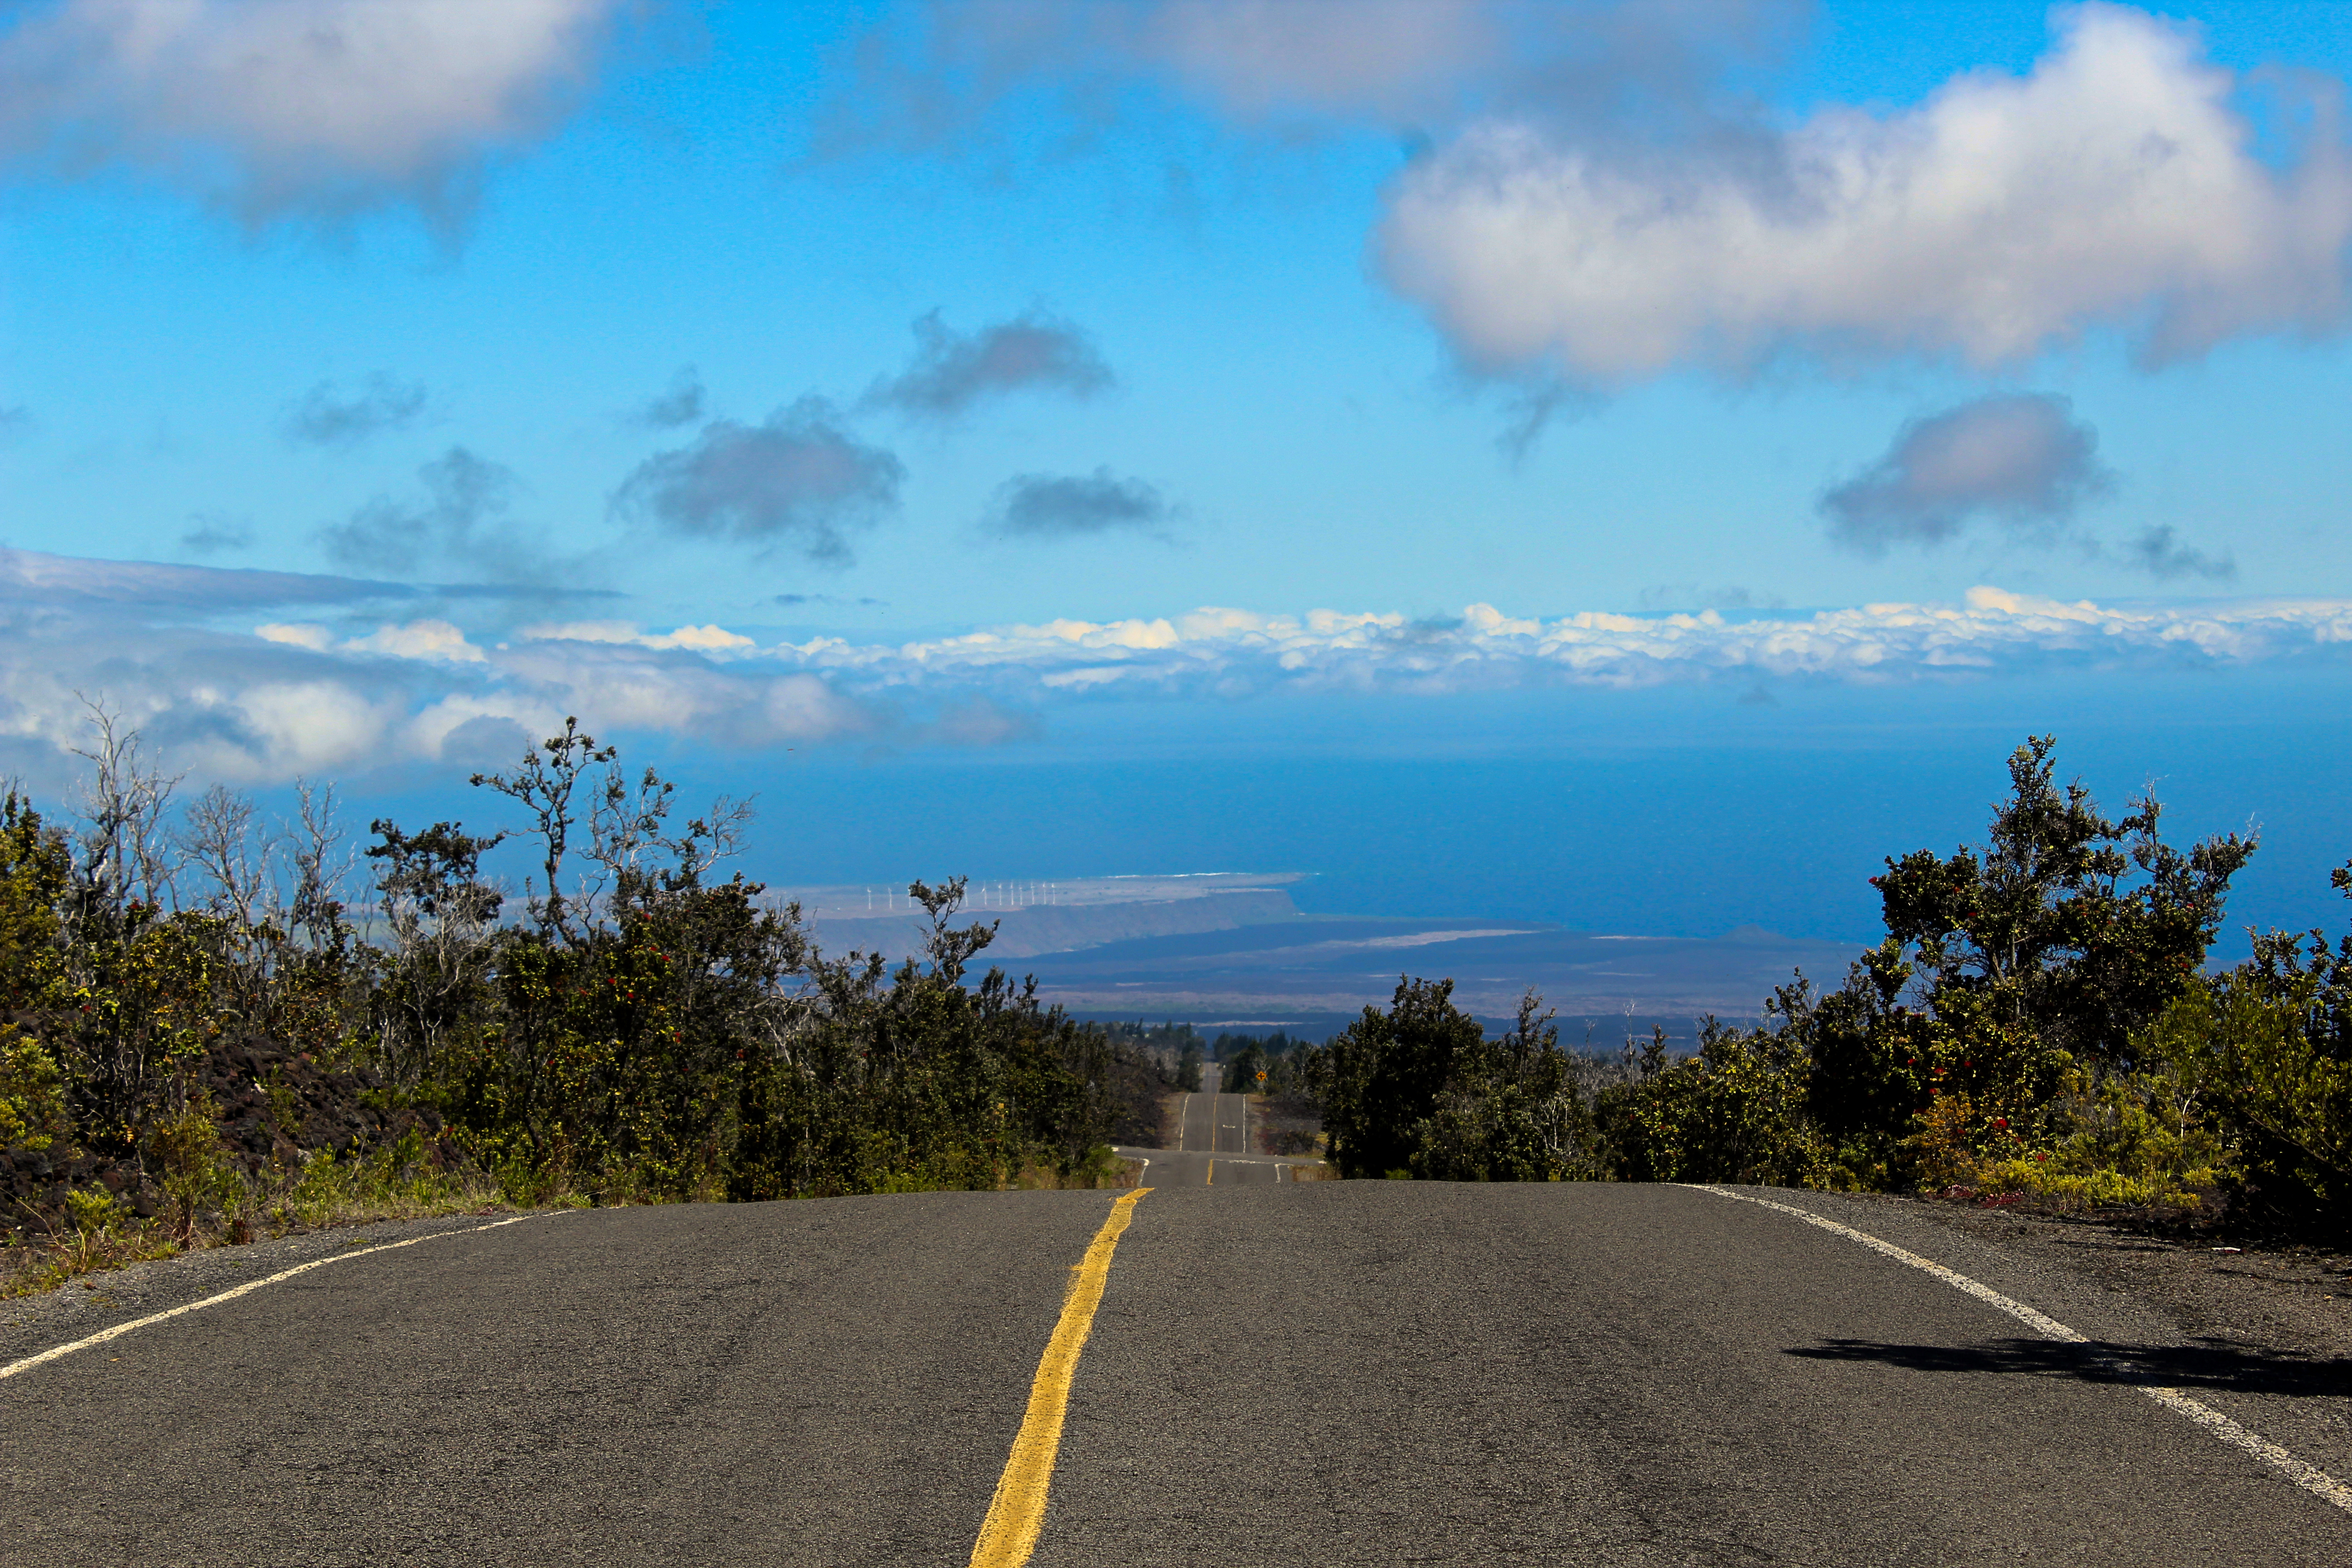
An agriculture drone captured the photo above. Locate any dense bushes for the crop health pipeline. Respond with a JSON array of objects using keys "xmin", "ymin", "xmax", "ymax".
[
  {"xmin": 0, "ymin": 713, "xmax": 1171, "ymax": 1271},
  {"xmin": 13, "ymin": 713, "xmax": 2351, "ymax": 1257},
  {"xmin": 1294, "ymin": 735, "xmax": 2352, "ymax": 1238},
  {"xmin": 1310, "ymin": 982, "xmax": 1597, "ymax": 1180}
]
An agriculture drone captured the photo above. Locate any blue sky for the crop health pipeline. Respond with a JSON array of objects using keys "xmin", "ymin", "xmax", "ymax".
[{"xmin": 2, "ymin": 0, "xmax": 2350, "ymax": 952}]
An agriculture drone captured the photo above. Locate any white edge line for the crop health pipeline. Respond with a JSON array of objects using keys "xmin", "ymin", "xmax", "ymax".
[
  {"xmin": 1687, "ymin": 1184, "xmax": 2352, "ymax": 1518},
  {"xmin": 2, "ymin": 1212, "xmax": 556, "ymax": 1384}
]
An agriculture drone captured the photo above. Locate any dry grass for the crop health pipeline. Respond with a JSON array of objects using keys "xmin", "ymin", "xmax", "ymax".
[{"xmin": 2, "ymin": 1140, "xmax": 516, "ymax": 1301}]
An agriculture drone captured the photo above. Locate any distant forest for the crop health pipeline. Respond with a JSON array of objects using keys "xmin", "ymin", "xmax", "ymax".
[{"xmin": 5, "ymin": 715, "xmax": 2347, "ymax": 1294}]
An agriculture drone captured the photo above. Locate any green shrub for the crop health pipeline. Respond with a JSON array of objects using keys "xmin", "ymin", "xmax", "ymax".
[
  {"xmin": 0, "ymin": 1028, "xmax": 69, "ymax": 1154},
  {"xmin": 1597, "ymin": 1020, "xmax": 1830, "ymax": 1186}
]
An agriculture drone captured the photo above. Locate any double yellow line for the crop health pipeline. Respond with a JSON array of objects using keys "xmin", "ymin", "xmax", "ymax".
[{"xmin": 967, "ymin": 1188, "xmax": 1152, "ymax": 1568}]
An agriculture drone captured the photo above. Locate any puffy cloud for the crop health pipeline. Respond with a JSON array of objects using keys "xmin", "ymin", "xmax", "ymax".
[
  {"xmin": 1821, "ymin": 395, "xmax": 2112, "ymax": 554},
  {"xmin": 491, "ymin": 639, "xmax": 879, "ymax": 749},
  {"xmin": 633, "ymin": 367, "xmax": 704, "ymax": 431},
  {"xmin": 0, "ymin": 593, "xmax": 890, "ymax": 789},
  {"xmin": 985, "ymin": 468, "xmax": 1173, "ymax": 539},
  {"xmin": 178, "ymin": 514, "xmax": 251, "ymax": 554},
  {"xmin": 280, "ymin": 374, "xmax": 426, "ymax": 446},
  {"xmin": 342, "ymin": 619, "xmax": 485, "ymax": 662},
  {"xmin": 318, "ymin": 446, "xmax": 538, "ymax": 579},
  {"xmin": 1380, "ymin": 5, "xmax": 2352, "ymax": 382},
  {"xmin": 862, "ymin": 310, "xmax": 1114, "ymax": 419},
  {"xmin": 217, "ymin": 680, "xmax": 391, "ymax": 774},
  {"xmin": 2123, "ymin": 525, "xmax": 2235, "ymax": 583},
  {"xmin": 610, "ymin": 399, "xmax": 905, "ymax": 564},
  {"xmin": 0, "ymin": 0, "xmax": 628, "ymax": 228},
  {"xmin": 255, "ymin": 622, "xmax": 332, "ymax": 651}
]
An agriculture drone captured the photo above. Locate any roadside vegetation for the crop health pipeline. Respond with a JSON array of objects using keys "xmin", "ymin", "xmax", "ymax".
[
  {"xmin": 1295, "ymin": 735, "xmax": 2352, "ymax": 1241},
  {"xmin": 1, "ymin": 708, "xmax": 1171, "ymax": 1294},
  {"xmin": 10, "ymin": 717, "xmax": 2344, "ymax": 1292}
]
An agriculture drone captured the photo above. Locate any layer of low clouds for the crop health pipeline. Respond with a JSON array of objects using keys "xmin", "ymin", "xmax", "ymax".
[
  {"xmin": 1821, "ymin": 394, "xmax": 2112, "ymax": 554},
  {"xmin": 611, "ymin": 399, "xmax": 906, "ymax": 564},
  {"xmin": 769, "ymin": 588, "xmax": 2352, "ymax": 696},
  {"xmin": 0, "ymin": 545, "xmax": 401, "ymax": 609},
  {"xmin": 0, "ymin": 0, "xmax": 629, "ymax": 229},
  {"xmin": 5, "ymin": 546, "xmax": 2349, "ymax": 785},
  {"xmin": 318, "ymin": 446, "xmax": 541, "ymax": 580},
  {"xmin": 281, "ymin": 374, "xmax": 427, "ymax": 446},
  {"xmin": 862, "ymin": 310, "xmax": 1114, "ymax": 419},
  {"xmin": 634, "ymin": 367, "xmax": 705, "ymax": 430},
  {"xmin": 0, "ymin": 614, "xmax": 887, "ymax": 788},
  {"xmin": 1380, "ymin": 7, "xmax": 2352, "ymax": 382},
  {"xmin": 986, "ymin": 469, "xmax": 1171, "ymax": 539},
  {"xmin": 0, "ymin": 550, "xmax": 897, "ymax": 785}
]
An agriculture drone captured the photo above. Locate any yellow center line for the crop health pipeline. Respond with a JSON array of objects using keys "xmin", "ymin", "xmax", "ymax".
[
  {"xmin": 1205, "ymin": 1158, "xmax": 1214, "ymax": 1185},
  {"xmin": 968, "ymin": 1188, "xmax": 1153, "ymax": 1568}
]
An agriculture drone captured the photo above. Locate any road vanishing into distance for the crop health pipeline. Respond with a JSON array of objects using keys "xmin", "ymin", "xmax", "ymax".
[
  {"xmin": 1119, "ymin": 1064, "xmax": 1314, "ymax": 1187},
  {"xmin": 7, "ymin": 1181, "xmax": 2352, "ymax": 1565}
]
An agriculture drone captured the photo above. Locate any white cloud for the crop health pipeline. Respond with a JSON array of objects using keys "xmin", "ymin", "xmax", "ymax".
[
  {"xmin": 1380, "ymin": 5, "xmax": 2352, "ymax": 380},
  {"xmin": 767, "ymin": 588, "xmax": 2352, "ymax": 694},
  {"xmin": 267, "ymin": 617, "xmax": 491, "ymax": 664},
  {"xmin": 343, "ymin": 619, "xmax": 485, "ymax": 662},
  {"xmin": 519, "ymin": 620, "xmax": 757, "ymax": 653},
  {"xmin": 255, "ymin": 621, "xmax": 333, "ymax": 651},
  {"xmin": 10, "ymin": 547, "xmax": 2352, "ymax": 786},
  {"xmin": 404, "ymin": 692, "xmax": 557, "ymax": 763},
  {"xmin": 208, "ymin": 680, "xmax": 388, "ymax": 776},
  {"xmin": 0, "ymin": 0, "xmax": 625, "ymax": 226}
]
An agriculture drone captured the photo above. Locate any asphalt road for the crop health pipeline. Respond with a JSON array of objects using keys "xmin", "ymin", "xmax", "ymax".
[
  {"xmin": 6, "ymin": 1183, "xmax": 2352, "ymax": 1565},
  {"xmin": 1124, "ymin": 1083, "xmax": 1308, "ymax": 1186}
]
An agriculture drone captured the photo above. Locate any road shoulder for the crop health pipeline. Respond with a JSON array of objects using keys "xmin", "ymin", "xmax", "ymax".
[{"xmin": 0, "ymin": 1209, "xmax": 553, "ymax": 1371}]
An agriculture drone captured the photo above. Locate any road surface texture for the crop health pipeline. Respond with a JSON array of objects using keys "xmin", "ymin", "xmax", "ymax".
[
  {"xmin": 5, "ymin": 1183, "xmax": 2351, "ymax": 1565},
  {"xmin": 1122, "ymin": 1073, "xmax": 1314, "ymax": 1186}
]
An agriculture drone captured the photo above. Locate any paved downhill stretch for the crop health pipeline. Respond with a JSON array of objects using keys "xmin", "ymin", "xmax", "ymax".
[
  {"xmin": 1125, "ymin": 1082, "xmax": 1307, "ymax": 1186},
  {"xmin": 7, "ymin": 1184, "xmax": 2352, "ymax": 1566}
]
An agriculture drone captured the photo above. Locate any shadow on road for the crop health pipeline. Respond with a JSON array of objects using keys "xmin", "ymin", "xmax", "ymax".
[{"xmin": 1788, "ymin": 1337, "xmax": 2352, "ymax": 1398}]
